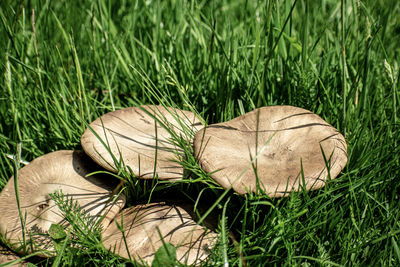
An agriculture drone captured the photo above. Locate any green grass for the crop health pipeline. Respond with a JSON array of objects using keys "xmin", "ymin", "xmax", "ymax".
[{"xmin": 1, "ymin": 0, "xmax": 399, "ymax": 265}]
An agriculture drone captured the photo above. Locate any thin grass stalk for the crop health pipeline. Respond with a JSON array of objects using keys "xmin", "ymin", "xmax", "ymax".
[
  {"xmin": 71, "ymin": 37, "xmax": 90, "ymax": 125},
  {"xmin": 31, "ymin": 9, "xmax": 52, "ymax": 130},
  {"xmin": 13, "ymin": 143, "xmax": 26, "ymax": 254},
  {"xmin": 5, "ymin": 51, "xmax": 22, "ymax": 141},
  {"xmin": 341, "ymin": 0, "xmax": 347, "ymax": 136},
  {"xmin": 221, "ymin": 198, "xmax": 230, "ymax": 267}
]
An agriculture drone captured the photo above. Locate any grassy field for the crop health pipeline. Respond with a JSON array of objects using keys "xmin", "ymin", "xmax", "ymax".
[{"xmin": 1, "ymin": 0, "xmax": 399, "ymax": 266}]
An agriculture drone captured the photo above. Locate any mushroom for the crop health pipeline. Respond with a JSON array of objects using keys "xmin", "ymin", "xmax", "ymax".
[
  {"xmin": 193, "ymin": 106, "xmax": 347, "ymax": 196},
  {"xmin": 81, "ymin": 105, "xmax": 203, "ymax": 180},
  {"xmin": 102, "ymin": 202, "xmax": 218, "ymax": 265},
  {"xmin": 0, "ymin": 150, "xmax": 126, "ymax": 255},
  {"xmin": 0, "ymin": 245, "xmax": 27, "ymax": 266}
]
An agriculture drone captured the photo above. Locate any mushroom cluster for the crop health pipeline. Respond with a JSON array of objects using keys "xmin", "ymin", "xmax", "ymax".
[{"xmin": 0, "ymin": 105, "xmax": 347, "ymax": 265}]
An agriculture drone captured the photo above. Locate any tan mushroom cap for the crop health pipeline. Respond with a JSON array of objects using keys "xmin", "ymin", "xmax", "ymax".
[
  {"xmin": 81, "ymin": 105, "xmax": 203, "ymax": 180},
  {"xmin": 193, "ymin": 106, "xmax": 348, "ymax": 196},
  {"xmin": 0, "ymin": 245, "xmax": 27, "ymax": 266},
  {"xmin": 102, "ymin": 203, "xmax": 218, "ymax": 266},
  {"xmin": 0, "ymin": 150, "xmax": 126, "ymax": 255}
]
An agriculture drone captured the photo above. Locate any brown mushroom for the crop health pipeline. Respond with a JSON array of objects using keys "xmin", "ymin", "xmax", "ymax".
[
  {"xmin": 0, "ymin": 150, "xmax": 126, "ymax": 255},
  {"xmin": 102, "ymin": 202, "xmax": 218, "ymax": 265},
  {"xmin": 81, "ymin": 105, "xmax": 203, "ymax": 180},
  {"xmin": 193, "ymin": 106, "xmax": 347, "ymax": 196}
]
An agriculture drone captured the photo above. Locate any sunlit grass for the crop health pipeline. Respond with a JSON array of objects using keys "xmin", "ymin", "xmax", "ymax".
[{"xmin": 0, "ymin": 0, "xmax": 399, "ymax": 265}]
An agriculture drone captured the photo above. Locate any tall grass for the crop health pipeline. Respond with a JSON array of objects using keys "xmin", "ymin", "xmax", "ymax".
[{"xmin": 0, "ymin": 0, "xmax": 399, "ymax": 265}]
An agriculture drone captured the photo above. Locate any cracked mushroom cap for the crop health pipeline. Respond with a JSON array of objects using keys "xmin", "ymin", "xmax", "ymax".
[
  {"xmin": 102, "ymin": 203, "xmax": 218, "ymax": 266},
  {"xmin": 0, "ymin": 150, "xmax": 125, "ymax": 255},
  {"xmin": 193, "ymin": 106, "xmax": 348, "ymax": 196},
  {"xmin": 81, "ymin": 105, "xmax": 203, "ymax": 180}
]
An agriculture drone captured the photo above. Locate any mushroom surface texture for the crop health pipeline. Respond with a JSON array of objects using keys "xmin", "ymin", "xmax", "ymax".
[
  {"xmin": 102, "ymin": 202, "xmax": 218, "ymax": 265},
  {"xmin": 193, "ymin": 105, "xmax": 348, "ymax": 196},
  {"xmin": 0, "ymin": 150, "xmax": 126, "ymax": 255},
  {"xmin": 81, "ymin": 105, "xmax": 203, "ymax": 179},
  {"xmin": 0, "ymin": 245, "xmax": 27, "ymax": 266}
]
